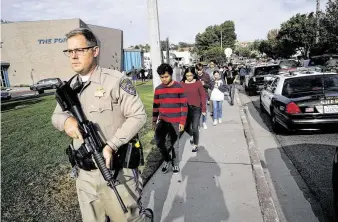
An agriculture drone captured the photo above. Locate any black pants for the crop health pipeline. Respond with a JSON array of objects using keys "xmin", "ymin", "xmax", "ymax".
[
  {"xmin": 240, "ymin": 76, "xmax": 245, "ymax": 85},
  {"xmin": 229, "ymin": 84, "xmax": 235, "ymax": 105},
  {"xmin": 185, "ymin": 105, "xmax": 201, "ymax": 145},
  {"xmin": 155, "ymin": 121, "xmax": 180, "ymax": 166}
]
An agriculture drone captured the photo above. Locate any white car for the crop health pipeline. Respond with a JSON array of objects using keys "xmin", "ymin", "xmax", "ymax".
[
  {"xmin": 244, "ymin": 64, "xmax": 280, "ymax": 95},
  {"xmin": 259, "ymin": 70, "xmax": 338, "ymax": 133}
]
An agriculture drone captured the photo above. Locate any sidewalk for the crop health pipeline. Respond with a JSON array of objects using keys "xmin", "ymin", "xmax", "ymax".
[{"xmin": 141, "ymin": 94, "xmax": 263, "ymax": 222}]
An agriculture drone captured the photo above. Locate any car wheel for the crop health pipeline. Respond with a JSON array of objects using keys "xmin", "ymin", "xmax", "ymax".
[{"xmin": 248, "ymin": 88, "xmax": 255, "ymax": 96}]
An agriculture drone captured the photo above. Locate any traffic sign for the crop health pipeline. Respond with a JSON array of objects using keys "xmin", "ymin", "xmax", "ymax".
[{"xmin": 224, "ymin": 48, "xmax": 233, "ymax": 58}]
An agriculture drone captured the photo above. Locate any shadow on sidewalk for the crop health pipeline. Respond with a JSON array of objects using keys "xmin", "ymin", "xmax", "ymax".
[
  {"xmin": 161, "ymin": 146, "xmax": 229, "ymax": 222},
  {"xmin": 142, "ymin": 132, "xmax": 189, "ymax": 221}
]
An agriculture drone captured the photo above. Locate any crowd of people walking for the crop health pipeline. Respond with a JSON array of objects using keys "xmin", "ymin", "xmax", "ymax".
[{"xmin": 152, "ymin": 61, "xmax": 238, "ymax": 174}]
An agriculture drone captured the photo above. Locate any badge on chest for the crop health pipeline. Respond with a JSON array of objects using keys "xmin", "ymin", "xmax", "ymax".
[{"xmin": 95, "ymin": 86, "xmax": 106, "ymax": 98}]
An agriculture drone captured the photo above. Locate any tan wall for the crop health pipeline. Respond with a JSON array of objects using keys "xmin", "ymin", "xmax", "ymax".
[
  {"xmin": 0, "ymin": 19, "xmax": 123, "ymax": 86},
  {"xmin": 1, "ymin": 19, "xmax": 81, "ymax": 85},
  {"xmin": 87, "ymin": 24, "xmax": 123, "ymax": 72}
]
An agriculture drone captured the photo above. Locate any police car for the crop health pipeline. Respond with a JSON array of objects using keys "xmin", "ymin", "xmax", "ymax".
[
  {"xmin": 245, "ymin": 64, "xmax": 280, "ymax": 96},
  {"xmin": 259, "ymin": 69, "xmax": 338, "ymax": 134}
]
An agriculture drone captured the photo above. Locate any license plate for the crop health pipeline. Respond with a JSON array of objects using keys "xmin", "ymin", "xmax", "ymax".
[{"xmin": 324, "ymin": 105, "xmax": 338, "ymax": 113}]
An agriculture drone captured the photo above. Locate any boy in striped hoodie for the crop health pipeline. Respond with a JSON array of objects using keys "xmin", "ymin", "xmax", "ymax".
[{"xmin": 152, "ymin": 63, "xmax": 188, "ymax": 174}]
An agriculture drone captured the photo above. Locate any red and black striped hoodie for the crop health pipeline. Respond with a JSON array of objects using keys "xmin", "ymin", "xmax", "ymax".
[{"xmin": 153, "ymin": 81, "xmax": 188, "ymax": 125}]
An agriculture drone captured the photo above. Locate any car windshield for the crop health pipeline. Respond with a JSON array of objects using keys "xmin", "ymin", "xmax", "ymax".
[
  {"xmin": 279, "ymin": 60, "xmax": 298, "ymax": 68},
  {"xmin": 282, "ymin": 74, "xmax": 338, "ymax": 97},
  {"xmin": 254, "ymin": 66, "xmax": 280, "ymax": 76}
]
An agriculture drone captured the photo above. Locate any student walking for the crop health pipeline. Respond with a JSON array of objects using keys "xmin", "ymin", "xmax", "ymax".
[
  {"xmin": 153, "ymin": 63, "xmax": 187, "ymax": 174},
  {"xmin": 210, "ymin": 70, "xmax": 225, "ymax": 126},
  {"xmin": 195, "ymin": 63, "xmax": 211, "ymax": 129},
  {"xmin": 181, "ymin": 67, "xmax": 207, "ymax": 152}
]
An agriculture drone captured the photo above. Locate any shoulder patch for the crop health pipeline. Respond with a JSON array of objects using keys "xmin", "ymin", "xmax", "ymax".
[{"xmin": 120, "ymin": 78, "xmax": 136, "ymax": 96}]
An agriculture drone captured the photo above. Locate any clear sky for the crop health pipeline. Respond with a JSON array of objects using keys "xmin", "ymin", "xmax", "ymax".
[{"xmin": 2, "ymin": 0, "xmax": 328, "ymax": 47}]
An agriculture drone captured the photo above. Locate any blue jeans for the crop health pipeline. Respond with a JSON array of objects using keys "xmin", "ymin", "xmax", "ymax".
[
  {"xmin": 201, "ymin": 99, "xmax": 208, "ymax": 124},
  {"xmin": 213, "ymin": 101, "xmax": 223, "ymax": 120}
]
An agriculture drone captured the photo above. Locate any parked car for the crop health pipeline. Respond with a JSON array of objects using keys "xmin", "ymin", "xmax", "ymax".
[
  {"xmin": 278, "ymin": 59, "xmax": 299, "ymax": 72},
  {"xmin": 245, "ymin": 64, "xmax": 281, "ymax": 96},
  {"xmin": 308, "ymin": 54, "xmax": 338, "ymax": 72},
  {"xmin": 1, "ymin": 89, "xmax": 11, "ymax": 100},
  {"xmin": 30, "ymin": 78, "xmax": 62, "ymax": 94},
  {"xmin": 260, "ymin": 71, "xmax": 338, "ymax": 134}
]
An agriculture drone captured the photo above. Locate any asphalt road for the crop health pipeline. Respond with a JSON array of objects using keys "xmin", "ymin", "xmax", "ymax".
[{"xmin": 243, "ymin": 89, "xmax": 338, "ymax": 221}]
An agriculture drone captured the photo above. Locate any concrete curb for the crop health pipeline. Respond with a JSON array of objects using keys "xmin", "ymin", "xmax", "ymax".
[{"xmin": 235, "ymin": 88, "xmax": 280, "ymax": 222}]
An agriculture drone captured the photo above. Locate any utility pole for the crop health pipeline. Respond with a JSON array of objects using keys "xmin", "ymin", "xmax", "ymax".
[
  {"xmin": 316, "ymin": 0, "xmax": 320, "ymax": 44},
  {"xmin": 166, "ymin": 37, "xmax": 170, "ymax": 64},
  {"xmin": 221, "ymin": 30, "xmax": 223, "ymax": 50},
  {"xmin": 147, "ymin": 0, "xmax": 162, "ymax": 90}
]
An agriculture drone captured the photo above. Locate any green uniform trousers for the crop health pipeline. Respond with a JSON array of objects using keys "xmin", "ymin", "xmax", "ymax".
[{"xmin": 76, "ymin": 168, "xmax": 150, "ymax": 222}]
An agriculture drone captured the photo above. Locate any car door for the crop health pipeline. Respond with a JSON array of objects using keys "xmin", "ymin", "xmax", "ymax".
[
  {"xmin": 36, "ymin": 80, "xmax": 45, "ymax": 89},
  {"xmin": 262, "ymin": 77, "xmax": 280, "ymax": 115},
  {"xmin": 245, "ymin": 67, "xmax": 254, "ymax": 88}
]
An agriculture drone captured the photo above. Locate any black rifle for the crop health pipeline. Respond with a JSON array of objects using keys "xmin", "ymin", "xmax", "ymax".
[{"xmin": 55, "ymin": 81, "xmax": 128, "ymax": 213}]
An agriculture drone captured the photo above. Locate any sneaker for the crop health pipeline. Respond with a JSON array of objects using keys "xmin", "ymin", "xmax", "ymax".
[
  {"xmin": 173, "ymin": 166, "xmax": 180, "ymax": 174},
  {"xmin": 218, "ymin": 118, "xmax": 222, "ymax": 123},
  {"xmin": 192, "ymin": 145, "xmax": 198, "ymax": 152},
  {"xmin": 162, "ymin": 162, "xmax": 170, "ymax": 174},
  {"xmin": 203, "ymin": 122, "xmax": 208, "ymax": 129},
  {"xmin": 213, "ymin": 120, "xmax": 217, "ymax": 126}
]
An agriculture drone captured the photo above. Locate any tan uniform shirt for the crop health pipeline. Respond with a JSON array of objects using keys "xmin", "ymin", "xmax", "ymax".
[{"xmin": 51, "ymin": 65, "xmax": 147, "ymax": 151}]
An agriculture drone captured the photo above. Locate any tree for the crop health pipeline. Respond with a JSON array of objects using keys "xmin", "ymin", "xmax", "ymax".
[
  {"xmin": 170, "ymin": 44, "xmax": 178, "ymax": 50},
  {"xmin": 160, "ymin": 40, "xmax": 167, "ymax": 51},
  {"xmin": 235, "ymin": 46, "xmax": 251, "ymax": 57},
  {"xmin": 195, "ymin": 21, "xmax": 237, "ymax": 61},
  {"xmin": 178, "ymin": 42, "xmax": 194, "ymax": 48},
  {"xmin": 144, "ymin": 44, "xmax": 150, "ymax": 52},
  {"xmin": 258, "ymin": 39, "xmax": 296, "ymax": 59},
  {"xmin": 319, "ymin": 0, "xmax": 338, "ymax": 54},
  {"xmin": 1, "ymin": 19, "xmax": 12, "ymax": 23},
  {"xmin": 249, "ymin": 40, "xmax": 262, "ymax": 51},
  {"xmin": 250, "ymin": 53, "xmax": 258, "ymax": 59},
  {"xmin": 277, "ymin": 13, "xmax": 317, "ymax": 58},
  {"xmin": 258, "ymin": 40, "xmax": 274, "ymax": 58},
  {"xmin": 267, "ymin": 29, "xmax": 279, "ymax": 41},
  {"xmin": 202, "ymin": 47, "xmax": 227, "ymax": 64}
]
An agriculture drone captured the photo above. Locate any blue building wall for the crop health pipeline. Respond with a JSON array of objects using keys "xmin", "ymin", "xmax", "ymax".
[{"xmin": 123, "ymin": 50, "xmax": 143, "ymax": 72}]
